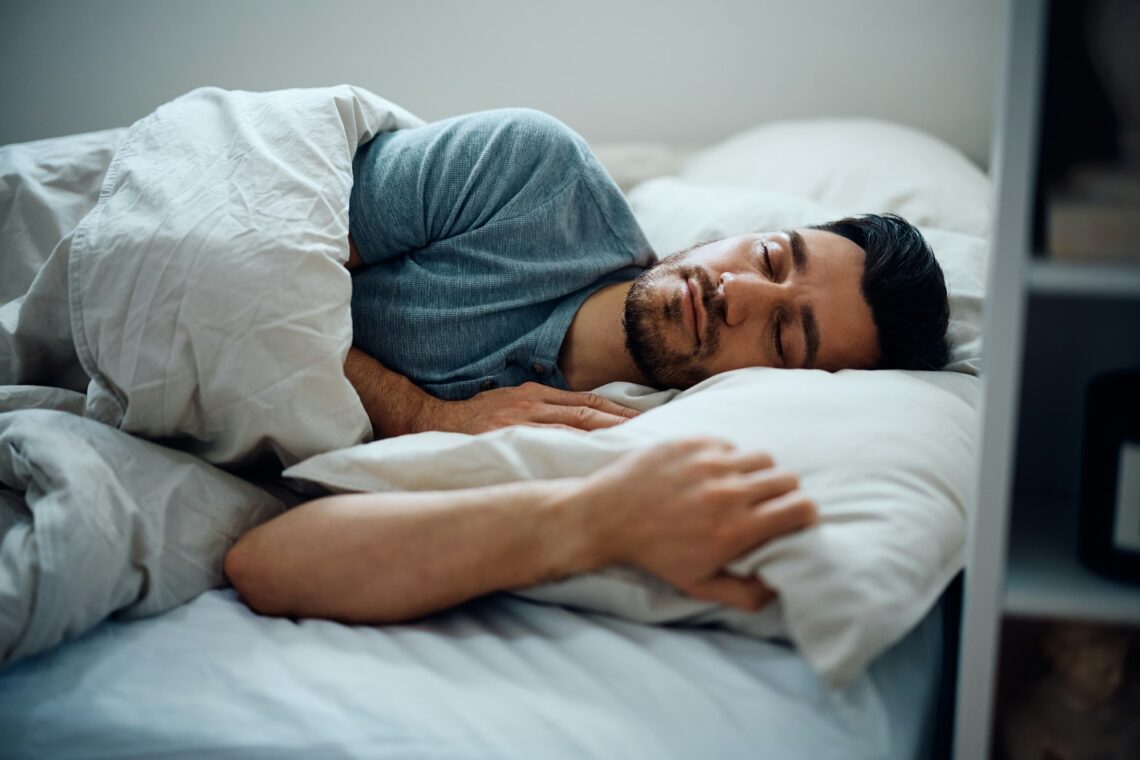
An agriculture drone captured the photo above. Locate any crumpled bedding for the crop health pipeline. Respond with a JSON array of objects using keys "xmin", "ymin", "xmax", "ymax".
[
  {"xmin": 0, "ymin": 389, "xmax": 294, "ymax": 667},
  {"xmin": 67, "ymin": 85, "xmax": 421, "ymax": 466},
  {"xmin": 0, "ymin": 86, "xmax": 421, "ymax": 666}
]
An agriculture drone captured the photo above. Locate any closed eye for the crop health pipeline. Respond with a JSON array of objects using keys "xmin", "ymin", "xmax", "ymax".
[
  {"xmin": 773, "ymin": 318, "xmax": 784, "ymax": 363},
  {"xmin": 762, "ymin": 243, "xmax": 785, "ymax": 362}
]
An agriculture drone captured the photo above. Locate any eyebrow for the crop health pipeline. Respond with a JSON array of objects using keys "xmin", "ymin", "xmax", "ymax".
[
  {"xmin": 787, "ymin": 229, "xmax": 808, "ymax": 273},
  {"xmin": 785, "ymin": 230, "xmax": 818, "ymax": 368}
]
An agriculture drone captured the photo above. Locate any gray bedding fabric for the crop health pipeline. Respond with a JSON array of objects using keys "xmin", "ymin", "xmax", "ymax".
[
  {"xmin": 0, "ymin": 393, "xmax": 293, "ymax": 667},
  {"xmin": 0, "ymin": 88, "xmax": 419, "ymax": 667}
]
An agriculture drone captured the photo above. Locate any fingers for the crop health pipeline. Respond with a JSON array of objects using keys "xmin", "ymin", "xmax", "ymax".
[
  {"xmin": 532, "ymin": 404, "xmax": 636, "ymax": 431},
  {"xmin": 721, "ymin": 449, "xmax": 776, "ymax": 474},
  {"xmin": 520, "ymin": 422, "xmax": 589, "ymax": 434},
  {"xmin": 733, "ymin": 490, "xmax": 819, "ymax": 556},
  {"xmin": 499, "ymin": 384, "xmax": 639, "ymax": 431},
  {"xmin": 649, "ymin": 440, "xmax": 772, "ymax": 475},
  {"xmin": 658, "ymin": 436, "xmax": 734, "ymax": 454},
  {"xmin": 739, "ymin": 466, "xmax": 800, "ymax": 502},
  {"xmin": 535, "ymin": 386, "xmax": 640, "ymax": 420},
  {"xmin": 685, "ymin": 574, "xmax": 776, "ymax": 612}
]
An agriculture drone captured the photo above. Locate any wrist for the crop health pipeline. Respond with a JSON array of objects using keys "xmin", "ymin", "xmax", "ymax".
[
  {"xmin": 536, "ymin": 477, "xmax": 612, "ymax": 576},
  {"xmin": 403, "ymin": 391, "xmax": 443, "ymax": 436}
]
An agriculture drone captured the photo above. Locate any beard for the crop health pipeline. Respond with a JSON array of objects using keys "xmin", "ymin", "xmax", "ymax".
[{"xmin": 622, "ymin": 249, "xmax": 726, "ymax": 389}]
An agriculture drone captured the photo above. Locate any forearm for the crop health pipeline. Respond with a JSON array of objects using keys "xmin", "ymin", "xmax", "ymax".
[
  {"xmin": 345, "ymin": 347, "xmax": 638, "ymax": 437},
  {"xmin": 224, "ymin": 479, "xmax": 600, "ymax": 623},
  {"xmin": 344, "ymin": 346, "xmax": 435, "ymax": 438}
]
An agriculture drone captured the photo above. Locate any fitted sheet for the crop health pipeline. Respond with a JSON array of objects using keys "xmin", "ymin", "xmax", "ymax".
[{"xmin": 0, "ymin": 588, "xmax": 945, "ymax": 760}]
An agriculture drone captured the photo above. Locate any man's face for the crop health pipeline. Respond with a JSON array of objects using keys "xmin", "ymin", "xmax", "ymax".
[{"xmin": 623, "ymin": 229, "xmax": 879, "ymax": 388}]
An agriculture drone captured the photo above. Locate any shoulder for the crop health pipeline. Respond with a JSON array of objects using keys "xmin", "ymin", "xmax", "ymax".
[
  {"xmin": 438, "ymin": 109, "xmax": 588, "ymax": 170},
  {"xmin": 438, "ymin": 109, "xmax": 599, "ymax": 213},
  {"xmin": 459, "ymin": 108, "xmax": 588, "ymax": 151}
]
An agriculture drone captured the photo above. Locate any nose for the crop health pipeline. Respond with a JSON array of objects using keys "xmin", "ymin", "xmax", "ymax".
[{"xmin": 718, "ymin": 271, "xmax": 784, "ymax": 327}]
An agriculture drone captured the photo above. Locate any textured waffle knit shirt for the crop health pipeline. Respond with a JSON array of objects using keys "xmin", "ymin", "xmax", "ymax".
[{"xmin": 349, "ymin": 109, "xmax": 655, "ymax": 400}]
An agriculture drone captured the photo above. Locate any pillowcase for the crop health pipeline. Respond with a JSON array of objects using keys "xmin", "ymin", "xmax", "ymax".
[
  {"xmin": 626, "ymin": 177, "xmax": 986, "ymax": 375},
  {"xmin": 286, "ymin": 367, "xmax": 979, "ymax": 686},
  {"xmin": 679, "ymin": 117, "xmax": 992, "ymax": 238}
]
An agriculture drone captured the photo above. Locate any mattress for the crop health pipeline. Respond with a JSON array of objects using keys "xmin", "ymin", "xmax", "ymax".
[{"xmin": 0, "ymin": 588, "xmax": 945, "ymax": 759}]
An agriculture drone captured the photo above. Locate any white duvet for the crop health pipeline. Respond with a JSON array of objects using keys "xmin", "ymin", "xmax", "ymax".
[
  {"xmin": 1, "ymin": 86, "xmax": 422, "ymax": 665},
  {"xmin": 69, "ymin": 86, "xmax": 422, "ymax": 466}
]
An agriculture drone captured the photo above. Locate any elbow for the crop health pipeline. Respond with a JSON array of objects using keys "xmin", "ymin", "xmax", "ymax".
[{"xmin": 224, "ymin": 538, "xmax": 284, "ymax": 616}]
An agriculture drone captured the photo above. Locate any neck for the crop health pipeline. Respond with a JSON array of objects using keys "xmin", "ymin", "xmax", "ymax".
[{"xmin": 559, "ymin": 281, "xmax": 648, "ymax": 391}]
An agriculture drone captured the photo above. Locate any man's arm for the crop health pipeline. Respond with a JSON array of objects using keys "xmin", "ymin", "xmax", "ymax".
[
  {"xmin": 345, "ymin": 242, "xmax": 638, "ymax": 437},
  {"xmin": 342, "ymin": 237, "xmax": 445, "ymax": 437},
  {"xmin": 345, "ymin": 346, "xmax": 639, "ymax": 437},
  {"xmin": 225, "ymin": 438, "xmax": 816, "ymax": 621},
  {"xmin": 343, "ymin": 347, "xmax": 438, "ymax": 438}
]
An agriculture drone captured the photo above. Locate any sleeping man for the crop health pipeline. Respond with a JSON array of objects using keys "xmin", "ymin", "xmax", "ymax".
[{"xmin": 224, "ymin": 109, "xmax": 951, "ymax": 625}]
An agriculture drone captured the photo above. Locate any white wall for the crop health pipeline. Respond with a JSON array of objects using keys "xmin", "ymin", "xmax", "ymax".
[{"xmin": 0, "ymin": 0, "xmax": 999, "ymax": 165}]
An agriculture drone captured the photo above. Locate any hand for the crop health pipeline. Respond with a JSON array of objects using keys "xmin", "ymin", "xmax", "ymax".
[
  {"xmin": 413, "ymin": 382, "xmax": 639, "ymax": 434},
  {"xmin": 572, "ymin": 438, "xmax": 817, "ymax": 611}
]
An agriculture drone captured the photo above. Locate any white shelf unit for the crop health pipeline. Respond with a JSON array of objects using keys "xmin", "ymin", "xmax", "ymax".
[
  {"xmin": 952, "ymin": 1, "xmax": 1140, "ymax": 759},
  {"xmin": 1027, "ymin": 258, "xmax": 1140, "ymax": 297},
  {"xmin": 1004, "ymin": 493, "xmax": 1140, "ymax": 625}
]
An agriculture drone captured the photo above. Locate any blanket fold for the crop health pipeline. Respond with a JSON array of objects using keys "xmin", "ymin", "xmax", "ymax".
[
  {"xmin": 68, "ymin": 85, "xmax": 423, "ymax": 466},
  {"xmin": 0, "ymin": 409, "xmax": 291, "ymax": 667},
  {"xmin": 0, "ymin": 86, "xmax": 426, "ymax": 667}
]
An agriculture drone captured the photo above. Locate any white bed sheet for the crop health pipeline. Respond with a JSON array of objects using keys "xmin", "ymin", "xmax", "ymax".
[{"xmin": 0, "ymin": 588, "xmax": 945, "ymax": 760}]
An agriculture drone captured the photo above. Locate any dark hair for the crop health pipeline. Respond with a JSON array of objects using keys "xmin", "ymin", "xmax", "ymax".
[{"xmin": 810, "ymin": 213, "xmax": 950, "ymax": 371}]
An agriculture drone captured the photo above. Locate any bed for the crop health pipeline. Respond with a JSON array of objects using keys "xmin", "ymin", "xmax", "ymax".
[{"xmin": 0, "ymin": 86, "xmax": 988, "ymax": 759}]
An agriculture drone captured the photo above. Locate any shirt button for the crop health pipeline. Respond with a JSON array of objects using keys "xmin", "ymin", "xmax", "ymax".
[
  {"xmin": 532, "ymin": 363, "xmax": 546, "ymax": 376},
  {"xmin": 480, "ymin": 379, "xmax": 497, "ymax": 391}
]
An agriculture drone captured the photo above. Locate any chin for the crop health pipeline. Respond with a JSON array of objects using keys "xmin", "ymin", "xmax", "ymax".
[{"xmin": 625, "ymin": 286, "xmax": 717, "ymax": 389}]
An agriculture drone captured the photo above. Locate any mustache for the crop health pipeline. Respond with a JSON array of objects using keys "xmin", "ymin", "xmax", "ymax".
[{"xmin": 683, "ymin": 264, "xmax": 725, "ymax": 349}]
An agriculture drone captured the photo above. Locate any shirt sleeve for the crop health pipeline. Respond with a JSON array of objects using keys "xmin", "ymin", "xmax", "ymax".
[{"xmin": 348, "ymin": 108, "xmax": 592, "ymax": 264}]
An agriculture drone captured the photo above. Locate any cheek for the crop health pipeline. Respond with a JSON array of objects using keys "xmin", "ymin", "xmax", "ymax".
[
  {"xmin": 645, "ymin": 269, "xmax": 680, "ymax": 305},
  {"xmin": 706, "ymin": 330, "xmax": 761, "ymax": 372}
]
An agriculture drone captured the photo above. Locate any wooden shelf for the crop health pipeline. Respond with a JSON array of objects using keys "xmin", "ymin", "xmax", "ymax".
[
  {"xmin": 1004, "ymin": 494, "xmax": 1140, "ymax": 624},
  {"xmin": 1027, "ymin": 259, "xmax": 1140, "ymax": 298}
]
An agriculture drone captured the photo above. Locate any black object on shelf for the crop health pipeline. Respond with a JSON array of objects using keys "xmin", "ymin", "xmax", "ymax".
[{"xmin": 1079, "ymin": 370, "xmax": 1140, "ymax": 584}]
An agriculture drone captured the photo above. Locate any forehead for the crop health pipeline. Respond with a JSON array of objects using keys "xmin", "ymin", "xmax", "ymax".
[
  {"xmin": 798, "ymin": 228, "xmax": 858, "ymax": 258},
  {"xmin": 792, "ymin": 229, "xmax": 878, "ymax": 370}
]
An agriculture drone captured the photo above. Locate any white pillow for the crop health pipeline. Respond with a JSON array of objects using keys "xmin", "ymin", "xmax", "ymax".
[
  {"xmin": 287, "ymin": 367, "xmax": 979, "ymax": 686},
  {"xmin": 286, "ymin": 118, "xmax": 987, "ymax": 686},
  {"xmin": 627, "ymin": 177, "xmax": 986, "ymax": 375},
  {"xmin": 680, "ymin": 118, "xmax": 992, "ymax": 238}
]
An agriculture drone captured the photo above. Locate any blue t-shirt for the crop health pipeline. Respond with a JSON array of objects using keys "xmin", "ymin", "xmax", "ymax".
[{"xmin": 349, "ymin": 109, "xmax": 655, "ymax": 400}]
